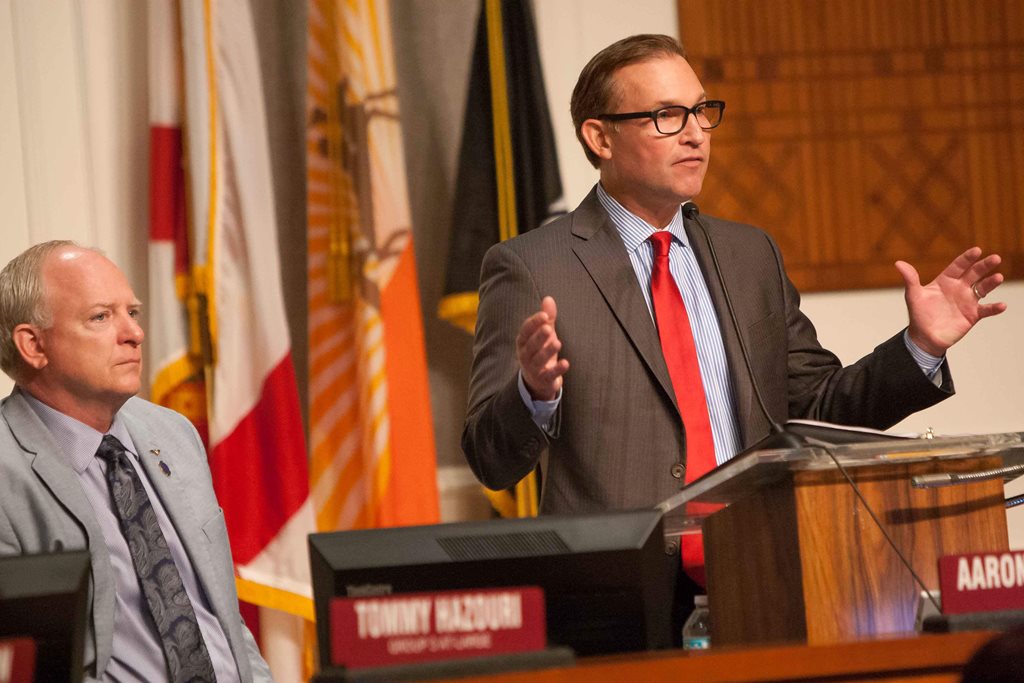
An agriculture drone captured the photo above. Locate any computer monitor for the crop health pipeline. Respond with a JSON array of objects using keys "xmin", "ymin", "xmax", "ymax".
[
  {"xmin": 0, "ymin": 550, "xmax": 90, "ymax": 683},
  {"xmin": 309, "ymin": 509, "xmax": 672, "ymax": 662}
]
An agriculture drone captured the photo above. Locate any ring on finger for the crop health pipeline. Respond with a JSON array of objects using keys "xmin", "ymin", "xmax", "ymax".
[{"xmin": 971, "ymin": 281, "xmax": 984, "ymax": 300}]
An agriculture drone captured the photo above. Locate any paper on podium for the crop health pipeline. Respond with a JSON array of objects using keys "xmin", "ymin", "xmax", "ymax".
[{"xmin": 655, "ymin": 428, "xmax": 1024, "ymax": 539}]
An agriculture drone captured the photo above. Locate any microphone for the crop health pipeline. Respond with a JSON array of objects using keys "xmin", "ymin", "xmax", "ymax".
[
  {"xmin": 912, "ymin": 463, "xmax": 1024, "ymax": 489},
  {"xmin": 682, "ymin": 201, "xmax": 804, "ymax": 453},
  {"xmin": 682, "ymin": 202, "xmax": 906, "ymax": 454},
  {"xmin": 680, "ymin": 202, "xmax": 699, "ymax": 221}
]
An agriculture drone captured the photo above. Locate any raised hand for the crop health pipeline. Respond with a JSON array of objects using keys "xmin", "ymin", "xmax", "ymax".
[
  {"xmin": 895, "ymin": 247, "xmax": 1007, "ymax": 357},
  {"xmin": 516, "ymin": 296, "xmax": 570, "ymax": 401}
]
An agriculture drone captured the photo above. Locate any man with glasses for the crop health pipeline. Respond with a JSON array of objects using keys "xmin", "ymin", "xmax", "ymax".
[{"xmin": 461, "ymin": 34, "xmax": 1005, "ymax": 598}]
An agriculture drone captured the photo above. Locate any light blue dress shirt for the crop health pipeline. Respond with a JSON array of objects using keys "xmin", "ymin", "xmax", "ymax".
[
  {"xmin": 23, "ymin": 391, "xmax": 240, "ymax": 683},
  {"xmin": 595, "ymin": 186, "xmax": 743, "ymax": 466}
]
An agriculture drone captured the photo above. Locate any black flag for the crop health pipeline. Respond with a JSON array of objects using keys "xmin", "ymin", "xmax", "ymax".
[{"xmin": 438, "ymin": 0, "xmax": 565, "ymax": 334}]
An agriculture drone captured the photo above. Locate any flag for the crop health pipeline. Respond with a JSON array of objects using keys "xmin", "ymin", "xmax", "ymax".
[
  {"xmin": 305, "ymin": 0, "xmax": 439, "ymax": 532},
  {"xmin": 176, "ymin": 0, "xmax": 317, "ymax": 678},
  {"xmin": 438, "ymin": 0, "xmax": 565, "ymax": 517},
  {"xmin": 147, "ymin": 0, "xmax": 207, "ymax": 437},
  {"xmin": 438, "ymin": 0, "xmax": 565, "ymax": 335}
]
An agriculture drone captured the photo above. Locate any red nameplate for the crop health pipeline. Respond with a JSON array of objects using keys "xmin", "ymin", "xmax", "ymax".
[
  {"xmin": 0, "ymin": 637, "xmax": 37, "ymax": 683},
  {"xmin": 938, "ymin": 550, "xmax": 1024, "ymax": 614},
  {"xmin": 330, "ymin": 586, "xmax": 546, "ymax": 669}
]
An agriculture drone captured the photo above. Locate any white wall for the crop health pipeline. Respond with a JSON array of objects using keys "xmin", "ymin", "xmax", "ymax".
[
  {"xmin": 534, "ymin": 0, "xmax": 679, "ymax": 207},
  {"xmin": 803, "ymin": 283, "xmax": 1024, "ymax": 438},
  {"xmin": 0, "ymin": 0, "xmax": 148, "ymax": 397},
  {"xmin": 802, "ymin": 282, "xmax": 1024, "ymax": 548}
]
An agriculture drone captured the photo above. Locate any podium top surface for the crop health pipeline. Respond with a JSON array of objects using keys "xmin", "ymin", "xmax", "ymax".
[{"xmin": 657, "ymin": 430, "xmax": 1024, "ymax": 531}]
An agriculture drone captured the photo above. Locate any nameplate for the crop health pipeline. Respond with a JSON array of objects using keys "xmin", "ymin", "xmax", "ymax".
[
  {"xmin": 330, "ymin": 586, "xmax": 545, "ymax": 669},
  {"xmin": 0, "ymin": 637, "xmax": 36, "ymax": 683},
  {"xmin": 939, "ymin": 550, "xmax": 1024, "ymax": 614}
]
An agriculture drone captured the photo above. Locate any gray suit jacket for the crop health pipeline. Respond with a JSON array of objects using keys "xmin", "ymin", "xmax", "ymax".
[
  {"xmin": 0, "ymin": 390, "xmax": 272, "ymax": 682},
  {"xmin": 463, "ymin": 189, "xmax": 952, "ymax": 513}
]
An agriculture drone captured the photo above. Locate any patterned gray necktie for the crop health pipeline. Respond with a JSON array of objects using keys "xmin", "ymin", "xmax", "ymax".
[{"xmin": 97, "ymin": 434, "xmax": 217, "ymax": 683}]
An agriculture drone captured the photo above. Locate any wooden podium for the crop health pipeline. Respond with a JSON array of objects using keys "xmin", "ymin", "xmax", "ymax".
[{"xmin": 658, "ymin": 431, "xmax": 1024, "ymax": 647}]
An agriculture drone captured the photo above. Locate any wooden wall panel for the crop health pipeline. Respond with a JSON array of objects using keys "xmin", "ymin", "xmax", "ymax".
[{"xmin": 678, "ymin": 0, "xmax": 1023, "ymax": 292}]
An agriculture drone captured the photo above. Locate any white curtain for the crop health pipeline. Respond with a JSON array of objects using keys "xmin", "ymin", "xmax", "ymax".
[{"xmin": 0, "ymin": 0, "xmax": 149, "ymax": 396}]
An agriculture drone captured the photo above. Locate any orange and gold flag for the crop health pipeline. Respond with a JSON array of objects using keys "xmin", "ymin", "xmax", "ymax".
[{"xmin": 306, "ymin": 0, "xmax": 439, "ymax": 532}]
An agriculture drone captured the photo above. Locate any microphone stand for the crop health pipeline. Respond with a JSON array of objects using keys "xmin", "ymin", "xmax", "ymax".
[
  {"xmin": 681, "ymin": 202, "xmax": 904, "ymax": 455},
  {"xmin": 676, "ymin": 202, "xmax": 942, "ymax": 613},
  {"xmin": 682, "ymin": 201, "xmax": 804, "ymax": 453}
]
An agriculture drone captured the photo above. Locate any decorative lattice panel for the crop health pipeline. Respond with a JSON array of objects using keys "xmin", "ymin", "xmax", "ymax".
[{"xmin": 679, "ymin": 0, "xmax": 1023, "ymax": 291}]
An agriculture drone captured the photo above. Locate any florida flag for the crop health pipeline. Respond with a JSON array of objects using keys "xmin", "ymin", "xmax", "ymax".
[
  {"xmin": 147, "ymin": 0, "xmax": 206, "ymax": 434},
  {"xmin": 169, "ymin": 0, "xmax": 315, "ymax": 677}
]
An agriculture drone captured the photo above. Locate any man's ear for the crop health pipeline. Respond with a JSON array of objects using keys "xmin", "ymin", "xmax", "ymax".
[
  {"xmin": 13, "ymin": 323, "xmax": 47, "ymax": 371},
  {"xmin": 580, "ymin": 119, "xmax": 613, "ymax": 162}
]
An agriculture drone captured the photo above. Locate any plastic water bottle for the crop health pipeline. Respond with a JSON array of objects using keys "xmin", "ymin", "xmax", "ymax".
[{"xmin": 682, "ymin": 595, "xmax": 711, "ymax": 650}]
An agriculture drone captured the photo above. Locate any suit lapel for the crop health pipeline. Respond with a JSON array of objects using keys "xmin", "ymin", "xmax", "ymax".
[
  {"xmin": 120, "ymin": 409, "xmax": 224, "ymax": 617},
  {"xmin": 684, "ymin": 217, "xmax": 760, "ymax": 444},
  {"xmin": 2, "ymin": 391, "xmax": 116, "ymax": 675},
  {"xmin": 571, "ymin": 192, "xmax": 678, "ymax": 415},
  {"xmin": 120, "ymin": 402, "xmax": 251, "ymax": 678}
]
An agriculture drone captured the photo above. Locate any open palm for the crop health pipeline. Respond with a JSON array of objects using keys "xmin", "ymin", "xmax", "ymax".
[{"xmin": 896, "ymin": 247, "xmax": 1006, "ymax": 357}]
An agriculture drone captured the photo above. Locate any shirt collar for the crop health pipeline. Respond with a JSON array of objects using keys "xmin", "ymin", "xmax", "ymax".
[
  {"xmin": 595, "ymin": 183, "xmax": 691, "ymax": 254},
  {"xmin": 19, "ymin": 388, "xmax": 137, "ymax": 474}
]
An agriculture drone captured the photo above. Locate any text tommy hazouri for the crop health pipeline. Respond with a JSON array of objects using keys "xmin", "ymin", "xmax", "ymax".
[{"xmin": 353, "ymin": 591, "xmax": 524, "ymax": 639}]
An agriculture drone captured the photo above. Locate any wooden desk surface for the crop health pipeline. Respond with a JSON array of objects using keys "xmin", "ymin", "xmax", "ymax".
[{"xmin": 456, "ymin": 631, "xmax": 995, "ymax": 683}]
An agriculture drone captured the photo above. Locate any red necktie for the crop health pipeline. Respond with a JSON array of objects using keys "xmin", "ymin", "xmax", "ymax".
[{"xmin": 648, "ymin": 231, "xmax": 717, "ymax": 585}]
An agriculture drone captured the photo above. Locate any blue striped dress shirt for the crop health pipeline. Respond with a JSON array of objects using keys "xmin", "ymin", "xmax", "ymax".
[{"xmin": 595, "ymin": 185, "xmax": 743, "ymax": 466}]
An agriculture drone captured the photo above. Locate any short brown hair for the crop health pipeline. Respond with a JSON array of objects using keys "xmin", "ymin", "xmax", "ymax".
[{"xmin": 570, "ymin": 34, "xmax": 687, "ymax": 168}]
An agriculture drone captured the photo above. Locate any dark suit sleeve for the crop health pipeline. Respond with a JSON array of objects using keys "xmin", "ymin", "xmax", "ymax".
[
  {"xmin": 773, "ymin": 238, "xmax": 953, "ymax": 429},
  {"xmin": 462, "ymin": 241, "xmax": 552, "ymax": 491}
]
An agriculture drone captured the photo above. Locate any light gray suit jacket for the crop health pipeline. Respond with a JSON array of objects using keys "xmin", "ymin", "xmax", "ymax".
[
  {"xmin": 0, "ymin": 389, "xmax": 272, "ymax": 682},
  {"xmin": 463, "ymin": 189, "xmax": 952, "ymax": 513}
]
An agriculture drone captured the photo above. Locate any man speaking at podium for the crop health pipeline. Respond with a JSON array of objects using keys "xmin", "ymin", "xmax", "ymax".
[{"xmin": 461, "ymin": 34, "xmax": 1006, "ymax": 597}]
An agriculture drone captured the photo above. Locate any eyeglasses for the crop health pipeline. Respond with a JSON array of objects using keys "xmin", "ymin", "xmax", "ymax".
[{"xmin": 598, "ymin": 100, "xmax": 726, "ymax": 135}]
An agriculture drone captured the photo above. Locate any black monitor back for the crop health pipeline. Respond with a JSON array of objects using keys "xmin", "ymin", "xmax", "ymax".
[
  {"xmin": 0, "ymin": 550, "xmax": 90, "ymax": 683},
  {"xmin": 309, "ymin": 509, "xmax": 672, "ymax": 662}
]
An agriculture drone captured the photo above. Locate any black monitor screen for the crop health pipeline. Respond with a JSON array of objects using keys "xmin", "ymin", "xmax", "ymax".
[
  {"xmin": 0, "ymin": 550, "xmax": 90, "ymax": 683},
  {"xmin": 309, "ymin": 509, "xmax": 672, "ymax": 661}
]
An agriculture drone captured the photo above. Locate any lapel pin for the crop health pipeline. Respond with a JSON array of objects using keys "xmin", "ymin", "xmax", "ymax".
[
  {"xmin": 149, "ymin": 449, "xmax": 161, "ymax": 457},
  {"xmin": 159, "ymin": 461, "xmax": 171, "ymax": 477}
]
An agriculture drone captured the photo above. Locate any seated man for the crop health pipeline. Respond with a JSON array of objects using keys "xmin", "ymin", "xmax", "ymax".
[{"xmin": 0, "ymin": 241, "xmax": 272, "ymax": 682}]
